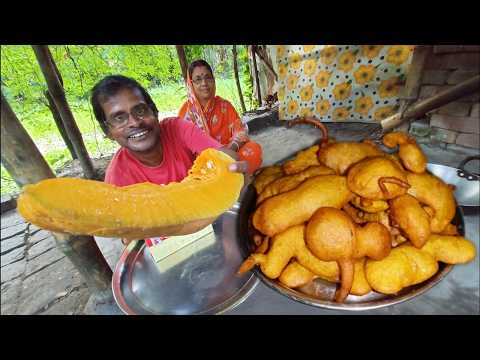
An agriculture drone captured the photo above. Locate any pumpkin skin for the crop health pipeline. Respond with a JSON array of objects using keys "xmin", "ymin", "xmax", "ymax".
[
  {"xmin": 238, "ymin": 141, "xmax": 263, "ymax": 174},
  {"xmin": 17, "ymin": 148, "xmax": 243, "ymax": 240}
]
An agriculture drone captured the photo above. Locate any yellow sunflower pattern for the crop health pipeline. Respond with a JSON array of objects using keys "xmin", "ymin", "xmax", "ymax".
[{"xmin": 276, "ymin": 45, "xmax": 414, "ymax": 122}]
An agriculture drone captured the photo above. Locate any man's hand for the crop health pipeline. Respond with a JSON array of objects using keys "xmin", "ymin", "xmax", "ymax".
[
  {"xmin": 219, "ymin": 146, "xmax": 251, "ymax": 185},
  {"xmin": 228, "ymin": 161, "xmax": 249, "ymax": 174}
]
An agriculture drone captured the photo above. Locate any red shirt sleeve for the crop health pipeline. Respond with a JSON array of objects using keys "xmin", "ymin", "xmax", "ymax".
[{"xmin": 175, "ymin": 117, "xmax": 223, "ymax": 155}]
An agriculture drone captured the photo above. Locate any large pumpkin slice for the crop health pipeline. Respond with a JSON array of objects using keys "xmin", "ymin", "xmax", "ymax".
[{"xmin": 17, "ymin": 148, "xmax": 243, "ymax": 240}]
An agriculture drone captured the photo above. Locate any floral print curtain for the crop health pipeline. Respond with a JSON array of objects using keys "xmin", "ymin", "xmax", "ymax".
[{"xmin": 276, "ymin": 45, "xmax": 415, "ymax": 123}]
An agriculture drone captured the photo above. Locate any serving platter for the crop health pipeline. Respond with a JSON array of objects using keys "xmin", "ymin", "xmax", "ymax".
[
  {"xmin": 112, "ymin": 205, "xmax": 259, "ymax": 315},
  {"xmin": 237, "ymin": 167, "xmax": 465, "ymax": 311}
]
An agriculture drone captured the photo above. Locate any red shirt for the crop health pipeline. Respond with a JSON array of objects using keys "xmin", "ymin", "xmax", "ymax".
[{"xmin": 104, "ymin": 117, "xmax": 223, "ymax": 187}]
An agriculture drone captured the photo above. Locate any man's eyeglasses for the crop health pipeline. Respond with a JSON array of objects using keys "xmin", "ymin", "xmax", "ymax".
[
  {"xmin": 106, "ymin": 103, "xmax": 154, "ymax": 128},
  {"xmin": 192, "ymin": 75, "xmax": 214, "ymax": 85}
]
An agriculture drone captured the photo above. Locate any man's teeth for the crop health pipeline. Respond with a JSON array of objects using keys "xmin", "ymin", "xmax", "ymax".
[{"xmin": 129, "ymin": 130, "xmax": 149, "ymax": 139}]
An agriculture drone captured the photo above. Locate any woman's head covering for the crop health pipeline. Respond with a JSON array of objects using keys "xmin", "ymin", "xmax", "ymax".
[{"xmin": 184, "ymin": 72, "xmax": 217, "ymax": 133}]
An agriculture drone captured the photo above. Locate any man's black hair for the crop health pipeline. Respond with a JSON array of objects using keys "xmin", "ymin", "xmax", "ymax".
[
  {"xmin": 90, "ymin": 75, "xmax": 158, "ymax": 135},
  {"xmin": 188, "ymin": 59, "xmax": 214, "ymax": 79}
]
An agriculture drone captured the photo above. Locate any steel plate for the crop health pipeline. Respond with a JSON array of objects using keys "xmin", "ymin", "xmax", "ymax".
[{"xmin": 112, "ymin": 206, "xmax": 259, "ymax": 315}]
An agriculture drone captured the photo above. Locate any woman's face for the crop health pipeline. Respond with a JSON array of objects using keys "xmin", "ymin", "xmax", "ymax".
[{"xmin": 191, "ymin": 66, "xmax": 215, "ymax": 103}]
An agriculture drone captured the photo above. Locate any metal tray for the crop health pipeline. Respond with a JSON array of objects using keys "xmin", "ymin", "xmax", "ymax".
[
  {"xmin": 112, "ymin": 205, "xmax": 259, "ymax": 315},
  {"xmin": 237, "ymin": 177, "xmax": 466, "ymax": 311}
]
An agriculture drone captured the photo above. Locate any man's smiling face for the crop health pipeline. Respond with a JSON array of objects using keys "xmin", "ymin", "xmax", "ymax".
[{"xmin": 102, "ymin": 88, "xmax": 161, "ymax": 153}]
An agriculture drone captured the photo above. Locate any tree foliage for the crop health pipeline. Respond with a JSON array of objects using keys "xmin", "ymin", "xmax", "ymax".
[{"xmin": 1, "ymin": 45, "xmax": 255, "ymax": 116}]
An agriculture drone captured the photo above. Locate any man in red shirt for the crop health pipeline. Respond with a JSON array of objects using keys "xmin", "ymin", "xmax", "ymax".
[{"xmin": 90, "ymin": 75, "xmax": 248, "ymax": 244}]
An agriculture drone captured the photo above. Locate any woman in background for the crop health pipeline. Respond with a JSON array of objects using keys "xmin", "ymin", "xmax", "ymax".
[{"xmin": 178, "ymin": 59, "xmax": 263, "ymax": 174}]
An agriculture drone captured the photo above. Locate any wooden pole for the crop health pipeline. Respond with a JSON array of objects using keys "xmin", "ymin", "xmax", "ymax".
[
  {"xmin": 32, "ymin": 45, "xmax": 96, "ymax": 180},
  {"xmin": 43, "ymin": 47, "xmax": 78, "ymax": 160},
  {"xmin": 251, "ymin": 45, "xmax": 262, "ymax": 107},
  {"xmin": 232, "ymin": 45, "xmax": 247, "ymax": 113},
  {"xmin": 45, "ymin": 90, "xmax": 78, "ymax": 160},
  {"xmin": 176, "ymin": 45, "xmax": 189, "ymax": 82},
  {"xmin": 401, "ymin": 45, "xmax": 432, "ymax": 104},
  {"xmin": 1, "ymin": 91, "xmax": 55, "ymax": 186},
  {"xmin": 1, "ymin": 91, "xmax": 112, "ymax": 297},
  {"xmin": 382, "ymin": 74, "xmax": 480, "ymax": 131},
  {"xmin": 253, "ymin": 45, "xmax": 278, "ymax": 81}
]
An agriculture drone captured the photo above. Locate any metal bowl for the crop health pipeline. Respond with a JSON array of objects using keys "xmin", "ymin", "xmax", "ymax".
[{"xmin": 237, "ymin": 181, "xmax": 465, "ymax": 311}]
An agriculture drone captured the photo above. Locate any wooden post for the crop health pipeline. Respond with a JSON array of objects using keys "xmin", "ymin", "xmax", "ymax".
[
  {"xmin": 251, "ymin": 45, "xmax": 262, "ymax": 107},
  {"xmin": 32, "ymin": 45, "xmax": 96, "ymax": 180},
  {"xmin": 254, "ymin": 45, "xmax": 278, "ymax": 81},
  {"xmin": 232, "ymin": 45, "xmax": 247, "ymax": 113},
  {"xmin": 1, "ymin": 91, "xmax": 112, "ymax": 297},
  {"xmin": 45, "ymin": 91, "xmax": 78, "ymax": 160},
  {"xmin": 382, "ymin": 75, "xmax": 480, "ymax": 131},
  {"xmin": 43, "ymin": 47, "xmax": 78, "ymax": 160},
  {"xmin": 176, "ymin": 45, "xmax": 189, "ymax": 82},
  {"xmin": 401, "ymin": 45, "xmax": 432, "ymax": 104},
  {"xmin": 1, "ymin": 92, "xmax": 55, "ymax": 186}
]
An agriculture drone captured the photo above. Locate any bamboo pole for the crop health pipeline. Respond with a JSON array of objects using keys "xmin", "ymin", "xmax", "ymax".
[
  {"xmin": 32, "ymin": 45, "xmax": 96, "ymax": 180},
  {"xmin": 176, "ymin": 45, "xmax": 189, "ymax": 82},
  {"xmin": 1, "ymin": 91, "xmax": 112, "ymax": 297},
  {"xmin": 382, "ymin": 74, "xmax": 480, "ymax": 131},
  {"xmin": 251, "ymin": 45, "xmax": 262, "ymax": 107},
  {"xmin": 232, "ymin": 45, "xmax": 246, "ymax": 113}
]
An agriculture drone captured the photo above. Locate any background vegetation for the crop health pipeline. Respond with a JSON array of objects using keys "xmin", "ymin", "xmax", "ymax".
[{"xmin": 1, "ymin": 45, "xmax": 255, "ymax": 196}]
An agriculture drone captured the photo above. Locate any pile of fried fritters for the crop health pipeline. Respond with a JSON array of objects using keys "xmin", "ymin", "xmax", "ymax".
[{"xmin": 238, "ymin": 131, "xmax": 476, "ymax": 303}]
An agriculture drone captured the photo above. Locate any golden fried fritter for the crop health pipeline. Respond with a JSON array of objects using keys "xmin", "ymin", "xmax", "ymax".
[
  {"xmin": 278, "ymin": 258, "xmax": 372, "ymax": 296},
  {"xmin": 406, "ymin": 172, "xmax": 456, "ymax": 233},
  {"xmin": 365, "ymin": 246, "xmax": 438, "ymax": 294},
  {"xmin": 355, "ymin": 222, "xmax": 392, "ymax": 260},
  {"xmin": 279, "ymin": 261, "xmax": 317, "ymax": 288},
  {"xmin": 439, "ymin": 223, "xmax": 459, "ymax": 236},
  {"xmin": 282, "ymin": 145, "xmax": 321, "ymax": 175},
  {"xmin": 347, "ymin": 156, "xmax": 410, "ymax": 200},
  {"xmin": 389, "ymin": 194, "xmax": 431, "ymax": 248},
  {"xmin": 255, "ymin": 236, "xmax": 270, "ymax": 254},
  {"xmin": 305, "ymin": 207, "xmax": 357, "ymax": 302},
  {"xmin": 237, "ymin": 224, "xmax": 340, "ymax": 282},
  {"xmin": 253, "ymin": 175, "xmax": 353, "ymax": 237},
  {"xmin": 305, "ymin": 207, "xmax": 392, "ymax": 302},
  {"xmin": 351, "ymin": 195, "xmax": 389, "ymax": 213},
  {"xmin": 318, "ymin": 141, "xmax": 383, "ymax": 175},
  {"xmin": 351, "ymin": 258, "xmax": 372, "ymax": 296},
  {"xmin": 256, "ymin": 165, "xmax": 335, "ymax": 204},
  {"xmin": 383, "ymin": 132, "xmax": 427, "ymax": 173},
  {"xmin": 422, "ymin": 235, "xmax": 476, "ymax": 264},
  {"xmin": 253, "ymin": 165, "xmax": 284, "ymax": 194}
]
